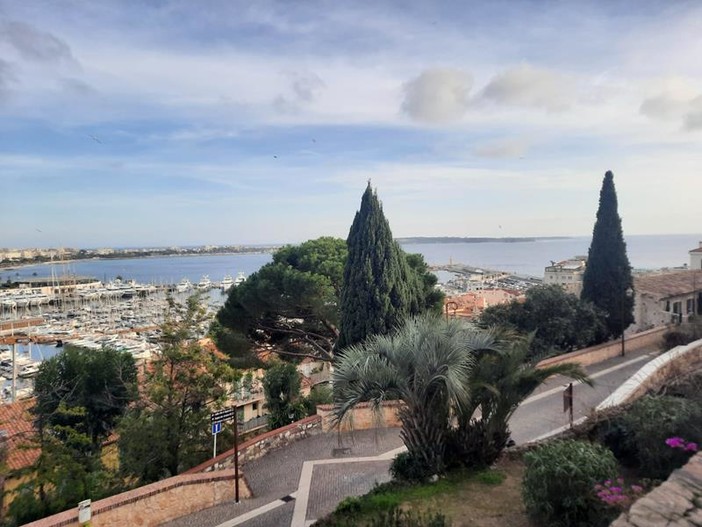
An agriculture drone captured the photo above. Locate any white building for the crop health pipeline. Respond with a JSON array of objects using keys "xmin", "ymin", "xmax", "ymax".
[
  {"xmin": 544, "ymin": 257, "xmax": 587, "ymax": 295},
  {"xmin": 690, "ymin": 242, "xmax": 702, "ymax": 270}
]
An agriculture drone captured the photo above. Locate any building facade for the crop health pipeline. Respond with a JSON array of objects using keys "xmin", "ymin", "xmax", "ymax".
[
  {"xmin": 690, "ymin": 242, "xmax": 702, "ymax": 270},
  {"xmin": 633, "ymin": 270, "xmax": 702, "ymax": 330},
  {"xmin": 544, "ymin": 257, "xmax": 587, "ymax": 295}
]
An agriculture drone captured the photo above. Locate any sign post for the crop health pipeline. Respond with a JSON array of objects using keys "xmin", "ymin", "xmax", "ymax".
[
  {"xmin": 210, "ymin": 407, "xmax": 240, "ymax": 503},
  {"xmin": 212, "ymin": 421, "xmax": 222, "ymax": 458},
  {"xmin": 233, "ymin": 408, "xmax": 240, "ymax": 503},
  {"xmin": 563, "ymin": 383, "xmax": 574, "ymax": 428}
]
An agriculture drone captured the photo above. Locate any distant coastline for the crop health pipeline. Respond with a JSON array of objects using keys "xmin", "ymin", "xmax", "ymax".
[
  {"xmin": 396, "ymin": 236, "xmax": 573, "ymax": 244},
  {"xmin": 0, "ymin": 246, "xmax": 280, "ymax": 271}
]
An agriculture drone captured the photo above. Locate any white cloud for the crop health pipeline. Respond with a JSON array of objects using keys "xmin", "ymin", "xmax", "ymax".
[
  {"xmin": 683, "ymin": 96, "xmax": 702, "ymax": 131},
  {"xmin": 401, "ymin": 68, "xmax": 472, "ymax": 123},
  {"xmin": 0, "ymin": 20, "xmax": 78, "ymax": 66},
  {"xmin": 273, "ymin": 70, "xmax": 325, "ymax": 114},
  {"xmin": 0, "ymin": 59, "xmax": 16, "ymax": 101},
  {"xmin": 473, "ymin": 137, "xmax": 530, "ymax": 159},
  {"xmin": 480, "ymin": 64, "xmax": 574, "ymax": 112},
  {"xmin": 639, "ymin": 78, "xmax": 702, "ymax": 131}
]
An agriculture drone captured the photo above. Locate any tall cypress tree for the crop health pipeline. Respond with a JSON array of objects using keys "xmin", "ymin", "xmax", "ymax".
[
  {"xmin": 581, "ymin": 170, "xmax": 634, "ymax": 338},
  {"xmin": 338, "ymin": 183, "xmax": 414, "ymax": 349}
]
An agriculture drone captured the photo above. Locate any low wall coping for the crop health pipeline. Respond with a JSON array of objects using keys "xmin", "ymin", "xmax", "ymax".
[
  {"xmin": 536, "ymin": 325, "xmax": 668, "ymax": 368},
  {"xmin": 316, "ymin": 400, "xmax": 404, "ymax": 412},
  {"xmin": 597, "ymin": 337, "xmax": 702, "ymax": 411},
  {"xmin": 21, "ymin": 470, "xmax": 241, "ymax": 527}
]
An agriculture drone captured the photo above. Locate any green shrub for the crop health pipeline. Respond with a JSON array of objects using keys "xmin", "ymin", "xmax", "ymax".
[
  {"xmin": 617, "ymin": 395, "xmax": 702, "ymax": 479},
  {"xmin": 663, "ymin": 319, "xmax": 702, "ymax": 349},
  {"xmin": 365, "ymin": 507, "xmax": 448, "ymax": 527},
  {"xmin": 334, "ymin": 496, "xmax": 362, "ymax": 515},
  {"xmin": 523, "ymin": 440, "xmax": 618, "ymax": 527},
  {"xmin": 315, "ymin": 505, "xmax": 447, "ymax": 527},
  {"xmin": 390, "ymin": 452, "xmax": 433, "ymax": 483}
]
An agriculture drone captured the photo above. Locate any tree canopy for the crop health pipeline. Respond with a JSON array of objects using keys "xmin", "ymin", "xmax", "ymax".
[
  {"xmin": 581, "ymin": 170, "xmax": 634, "ymax": 338},
  {"xmin": 216, "ymin": 233, "xmax": 443, "ymax": 360},
  {"xmin": 217, "ymin": 237, "xmax": 346, "ymax": 361},
  {"xmin": 338, "ymin": 183, "xmax": 441, "ymax": 349},
  {"xmin": 478, "ymin": 284, "xmax": 607, "ymax": 359},
  {"xmin": 33, "ymin": 345, "xmax": 138, "ymax": 448},
  {"xmin": 261, "ymin": 362, "xmax": 306, "ymax": 429},
  {"xmin": 119, "ymin": 295, "xmax": 236, "ymax": 483}
]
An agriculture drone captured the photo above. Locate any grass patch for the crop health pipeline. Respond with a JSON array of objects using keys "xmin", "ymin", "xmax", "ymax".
[{"xmin": 317, "ymin": 459, "xmax": 526, "ymax": 527}]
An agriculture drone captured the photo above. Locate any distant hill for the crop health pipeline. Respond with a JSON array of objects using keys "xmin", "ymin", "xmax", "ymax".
[{"xmin": 396, "ymin": 236, "xmax": 572, "ymax": 244}]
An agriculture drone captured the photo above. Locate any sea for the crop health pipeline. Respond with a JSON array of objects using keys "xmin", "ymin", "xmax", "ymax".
[{"xmin": 2, "ymin": 234, "xmax": 700, "ymax": 286}]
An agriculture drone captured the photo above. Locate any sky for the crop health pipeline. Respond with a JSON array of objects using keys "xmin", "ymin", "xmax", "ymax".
[{"xmin": 1, "ymin": 0, "xmax": 701, "ymax": 248}]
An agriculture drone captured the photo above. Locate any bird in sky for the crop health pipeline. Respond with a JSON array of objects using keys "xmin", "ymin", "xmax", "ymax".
[{"xmin": 88, "ymin": 134, "xmax": 103, "ymax": 144}]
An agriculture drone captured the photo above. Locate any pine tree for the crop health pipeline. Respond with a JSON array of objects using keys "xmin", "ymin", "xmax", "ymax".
[
  {"xmin": 338, "ymin": 183, "xmax": 415, "ymax": 349},
  {"xmin": 581, "ymin": 170, "xmax": 634, "ymax": 338}
]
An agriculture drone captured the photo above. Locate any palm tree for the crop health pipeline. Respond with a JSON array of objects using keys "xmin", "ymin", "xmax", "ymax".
[
  {"xmin": 333, "ymin": 315, "xmax": 500, "ymax": 476},
  {"xmin": 448, "ymin": 333, "xmax": 592, "ymax": 468}
]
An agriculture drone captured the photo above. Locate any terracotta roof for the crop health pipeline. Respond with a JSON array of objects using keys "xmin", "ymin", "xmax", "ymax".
[
  {"xmin": 0, "ymin": 398, "xmax": 39, "ymax": 472},
  {"xmin": 690, "ymin": 246, "xmax": 702, "ymax": 253},
  {"xmin": 634, "ymin": 270, "xmax": 702, "ymax": 298}
]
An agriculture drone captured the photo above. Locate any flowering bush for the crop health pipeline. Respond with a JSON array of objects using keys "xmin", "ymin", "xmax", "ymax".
[
  {"xmin": 594, "ymin": 477, "xmax": 647, "ymax": 511},
  {"xmin": 665, "ymin": 437, "xmax": 698, "ymax": 452}
]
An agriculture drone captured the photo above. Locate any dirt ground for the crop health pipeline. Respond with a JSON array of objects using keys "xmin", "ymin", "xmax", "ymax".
[{"xmin": 410, "ymin": 457, "xmax": 534, "ymax": 527}]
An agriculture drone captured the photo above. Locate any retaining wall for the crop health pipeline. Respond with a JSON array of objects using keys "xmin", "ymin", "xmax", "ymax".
[
  {"xmin": 611, "ymin": 453, "xmax": 702, "ymax": 527},
  {"xmin": 537, "ymin": 325, "xmax": 668, "ymax": 369},
  {"xmin": 185, "ymin": 415, "xmax": 323, "ymax": 474},
  {"xmin": 316, "ymin": 401, "xmax": 404, "ymax": 433},
  {"xmin": 22, "ymin": 471, "xmax": 248, "ymax": 527},
  {"xmin": 598, "ymin": 338, "xmax": 702, "ymax": 410}
]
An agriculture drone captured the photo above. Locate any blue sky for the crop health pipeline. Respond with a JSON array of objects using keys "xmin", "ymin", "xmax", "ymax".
[{"xmin": 1, "ymin": 0, "xmax": 701, "ymax": 247}]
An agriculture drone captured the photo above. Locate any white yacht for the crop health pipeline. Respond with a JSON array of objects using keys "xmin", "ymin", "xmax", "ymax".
[
  {"xmin": 234, "ymin": 272, "xmax": 247, "ymax": 287},
  {"xmin": 220, "ymin": 275, "xmax": 234, "ymax": 292},
  {"xmin": 176, "ymin": 278, "xmax": 193, "ymax": 293},
  {"xmin": 18, "ymin": 363, "xmax": 40, "ymax": 378},
  {"xmin": 197, "ymin": 275, "xmax": 212, "ymax": 289}
]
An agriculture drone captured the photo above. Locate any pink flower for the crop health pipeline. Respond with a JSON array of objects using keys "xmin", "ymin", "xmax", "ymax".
[
  {"xmin": 686, "ymin": 442, "xmax": 698, "ymax": 452},
  {"xmin": 666, "ymin": 437, "xmax": 685, "ymax": 448}
]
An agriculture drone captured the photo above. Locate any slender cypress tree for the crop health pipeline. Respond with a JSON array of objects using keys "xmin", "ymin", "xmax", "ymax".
[
  {"xmin": 581, "ymin": 170, "xmax": 634, "ymax": 338},
  {"xmin": 338, "ymin": 182, "xmax": 414, "ymax": 349}
]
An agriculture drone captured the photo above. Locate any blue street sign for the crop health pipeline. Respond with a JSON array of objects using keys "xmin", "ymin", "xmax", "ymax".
[{"xmin": 211, "ymin": 422, "xmax": 222, "ymax": 435}]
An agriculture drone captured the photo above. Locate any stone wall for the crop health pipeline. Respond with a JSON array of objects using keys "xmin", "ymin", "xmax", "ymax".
[
  {"xmin": 537, "ymin": 325, "xmax": 668, "ymax": 369},
  {"xmin": 611, "ymin": 453, "xmax": 702, "ymax": 527},
  {"xmin": 316, "ymin": 401, "xmax": 403, "ymax": 433},
  {"xmin": 186, "ymin": 415, "xmax": 323, "ymax": 473},
  {"xmin": 22, "ymin": 471, "xmax": 249, "ymax": 527}
]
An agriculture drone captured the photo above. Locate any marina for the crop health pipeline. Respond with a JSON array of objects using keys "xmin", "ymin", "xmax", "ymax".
[{"xmin": 0, "ymin": 271, "xmax": 247, "ymax": 405}]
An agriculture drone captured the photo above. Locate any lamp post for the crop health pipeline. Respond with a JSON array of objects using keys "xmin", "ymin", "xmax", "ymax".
[{"xmin": 621, "ymin": 287, "xmax": 633, "ymax": 357}]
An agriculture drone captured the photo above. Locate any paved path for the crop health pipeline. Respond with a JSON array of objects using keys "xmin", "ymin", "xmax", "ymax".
[{"xmin": 161, "ymin": 346, "xmax": 661, "ymax": 527}]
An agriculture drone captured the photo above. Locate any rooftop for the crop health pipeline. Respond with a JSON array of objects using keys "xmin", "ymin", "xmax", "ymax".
[
  {"xmin": 0, "ymin": 398, "xmax": 39, "ymax": 471},
  {"xmin": 634, "ymin": 270, "xmax": 702, "ymax": 298}
]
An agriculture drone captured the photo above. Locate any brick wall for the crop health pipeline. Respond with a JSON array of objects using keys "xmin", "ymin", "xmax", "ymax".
[
  {"xmin": 537, "ymin": 325, "xmax": 668, "ymax": 369},
  {"xmin": 21, "ymin": 471, "xmax": 249, "ymax": 527},
  {"xmin": 316, "ymin": 401, "xmax": 403, "ymax": 433}
]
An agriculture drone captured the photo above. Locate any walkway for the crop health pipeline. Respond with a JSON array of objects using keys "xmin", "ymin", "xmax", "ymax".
[{"xmin": 162, "ymin": 345, "xmax": 661, "ymax": 527}]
